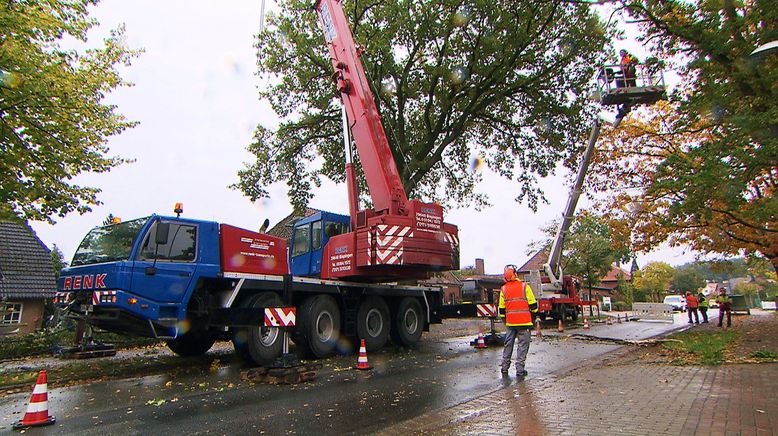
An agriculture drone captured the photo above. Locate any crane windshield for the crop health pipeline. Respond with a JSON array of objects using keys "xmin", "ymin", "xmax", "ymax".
[{"xmin": 71, "ymin": 217, "xmax": 149, "ymax": 266}]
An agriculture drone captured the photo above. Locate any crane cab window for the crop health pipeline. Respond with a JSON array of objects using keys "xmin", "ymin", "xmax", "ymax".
[
  {"xmin": 292, "ymin": 225, "xmax": 310, "ymax": 256},
  {"xmin": 312, "ymin": 220, "xmax": 322, "ymax": 250},
  {"xmin": 325, "ymin": 221, "xmax": 348, "ymax": 237},
  {"xmin": 139, "ymin": 222, "xmax": 197, "ymax": 262}
]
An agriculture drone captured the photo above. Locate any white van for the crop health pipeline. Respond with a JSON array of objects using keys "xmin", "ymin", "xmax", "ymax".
[{"xmin": 663, "ymin": 295, "xmax": 686, "ymax": 312}]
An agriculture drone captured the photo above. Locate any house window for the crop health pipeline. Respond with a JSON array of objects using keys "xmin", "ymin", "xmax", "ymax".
[{"xmin": 1, "ymin": 303, "xmax": 22, "ymax": 324}]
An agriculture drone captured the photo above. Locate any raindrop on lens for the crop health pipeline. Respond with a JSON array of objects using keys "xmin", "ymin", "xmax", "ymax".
[
  {"xmin": 453, "ymin": 7, "xmax": 471, "ymax": 27},
  {"xmin": 381, "ymin": 75, "xmax": 397, "ymax": 95},
  {"xmin": 0, "ymin": 70, "xmax": 21, "ymax": 88},
  {"xmin": 449, "ymin": 67, "xmax": 467, "ymax": 85},
  {"xmin": 470, "ymin": 156, "xmax": 484, "ymax": 173}
]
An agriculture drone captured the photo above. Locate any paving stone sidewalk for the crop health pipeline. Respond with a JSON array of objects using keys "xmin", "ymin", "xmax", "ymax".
[{"xmin": 378, "ymin": 349, "xmax": 778, "ymax": 436}]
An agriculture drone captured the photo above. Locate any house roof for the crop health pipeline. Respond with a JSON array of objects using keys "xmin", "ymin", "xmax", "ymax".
[
  {"xmin": 601, "ymin": 265, "xmax": 631, "ymax": 283},
  {"xmin": 517, "ymin": 249, "xmax": 548, "ymax": 274},
  {"xmin": 266, "ymin": 208, "xmax": 320, "ymax": 241},
  {"xmin": 0, "ymin": 221, "xmax": 56, "ymax": 300},
  {"xmin": 421, "ymin": 271, "xmax": 463, "ymax": 286}
]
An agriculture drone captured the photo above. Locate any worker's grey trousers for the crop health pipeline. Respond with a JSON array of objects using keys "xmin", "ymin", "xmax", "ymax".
[{"xmin": 502, "ymin": 326, "xmax": 531, "ymax": 372}]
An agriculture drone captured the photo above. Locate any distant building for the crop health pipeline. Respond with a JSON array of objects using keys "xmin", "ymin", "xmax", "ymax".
[{"xmin": 0, "ymin": 221, "xmax": 57, "ymax": 336}]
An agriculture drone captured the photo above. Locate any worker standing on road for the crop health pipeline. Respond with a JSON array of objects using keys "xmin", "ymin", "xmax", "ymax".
[
  {"xmin": 716, "ymin": 289, "xmax": 732, "ymax": 328},
  {"xmin": 697, "ymin": 291, "xmax": 709, "ymax": 323},
  {"xmin": 499, "ymin": 265, "xmax": 538, "ymax": 377},
  {"xmin": 685, "ymin": 292, "xmax": 700, "ymax": 324}
]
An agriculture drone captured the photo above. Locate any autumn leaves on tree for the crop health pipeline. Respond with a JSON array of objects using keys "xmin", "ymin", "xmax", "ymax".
[{"xmin": 590, "ymin": 1, "xmax": 777, "ymax": 270}]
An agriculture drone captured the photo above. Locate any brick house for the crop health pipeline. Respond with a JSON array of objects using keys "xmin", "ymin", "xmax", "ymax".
[{"xmin": 0, "ymin": 221, "xmax": 56, "ymax": 336}]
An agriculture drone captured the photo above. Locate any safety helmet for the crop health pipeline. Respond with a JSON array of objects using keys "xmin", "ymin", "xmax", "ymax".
[{"xmin": 503, "ymin": 265, "xmax": 518, "ymax": 282}]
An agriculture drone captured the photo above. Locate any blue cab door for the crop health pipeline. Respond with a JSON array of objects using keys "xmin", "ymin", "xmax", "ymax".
[{"xmin": 130, "ymin": 219, "xmax": 199, "ymax": 304}]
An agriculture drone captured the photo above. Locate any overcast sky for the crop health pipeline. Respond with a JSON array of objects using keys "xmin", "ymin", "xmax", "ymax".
[{"xmin": 29, "ymin": 0, "xmax": 698, "ymax": 274}]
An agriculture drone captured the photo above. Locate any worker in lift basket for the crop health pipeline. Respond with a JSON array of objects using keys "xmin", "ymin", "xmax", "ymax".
[
  {"xmin": 499, "ymin": 265, "xmax": 538, "ymax": 378},
  {"xmin": 619, "ymin": 49, "xmax": 639, "ymax": 87}
]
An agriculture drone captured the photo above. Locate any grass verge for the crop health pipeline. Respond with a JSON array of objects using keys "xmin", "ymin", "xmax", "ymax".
[
  {"xmin": 662, "ymin": 329, "xmax": 737, "ymax": 365},
  {"xmin": 0, "ymin": 346, "xmax": 234, "ymax": 391}
]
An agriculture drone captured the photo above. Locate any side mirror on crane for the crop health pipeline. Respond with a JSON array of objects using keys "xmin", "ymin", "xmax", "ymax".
[
  {"xmin": 259, "ymin": 218, "xmax": 270, "ymax": 234},
  {"xmin": 155, "ymin": 222, "xmax": 170, "ymax": 246}
]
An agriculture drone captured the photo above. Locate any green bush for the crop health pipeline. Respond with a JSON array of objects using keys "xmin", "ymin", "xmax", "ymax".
[
  {"xmin": 750, "ymin": 350, "xmax": 778, "ymax": 359},
  {"xmin": 611, "ymin": 301, "xmax": 630, "ymax": 311}
]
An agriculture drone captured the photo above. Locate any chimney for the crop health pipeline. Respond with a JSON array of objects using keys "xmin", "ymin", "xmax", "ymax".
[{"xmin": 475, "ymin": 258, "xmax": 485, "ymax": 276}]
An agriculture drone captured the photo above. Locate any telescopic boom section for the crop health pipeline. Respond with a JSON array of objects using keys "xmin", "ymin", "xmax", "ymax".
[
  {"xmin": 315, "ymin": 0, "xmax": 408, "ymax": 216},
  {"xmin": 543, "ymin": 119, "xmax": 602, "ymax": 291},
  {"xmin": 313, "ymin": 0, "xmax": 459, "ymax": 281}
]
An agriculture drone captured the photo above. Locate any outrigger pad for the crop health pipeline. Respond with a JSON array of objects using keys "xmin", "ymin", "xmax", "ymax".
[
  {"xmin": 58, "ymin": 343, "xmax": 117, "ymax": 359},
  {"xmin": 241, "ymin": 363, "xmax": 323, "ymax": 385}
]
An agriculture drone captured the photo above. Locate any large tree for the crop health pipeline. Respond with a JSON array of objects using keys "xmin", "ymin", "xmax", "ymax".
[
  {"xmin": 0, "ymin": 0, "xmax": 138, "ymax": 223},
  {"xmin": 632, "ymin": 261, "xmax": 675, "ymax": 303},
  {"xmin": 671, "ymin": 265, "xmax": 705, "ymax": 294},
  {"xmin": 590, "ymin": 1, "xmax": 778, "ymax": 269},
  {"xmin": 238, "ymin": 0, "xmax": 612, "ymax": 212}
]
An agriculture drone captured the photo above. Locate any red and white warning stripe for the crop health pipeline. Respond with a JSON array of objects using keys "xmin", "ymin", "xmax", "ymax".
[
  {"xmin": 374, "ymin": 225, "xmax": 412, "ymax": 265},
  {"xmin": 476, "ymin": 304, "xmax": 497, "ymax": 318},
  {"xmin": 92, "ymin": 290, "xmax": 117, "ymax": 305},
  {"xmin": 445, "ymin": 232, "xmax": 459, "ymax": 248},
  {"xmin": 264, "ymin": 307, "xmax": 296, "ymax": 327}
]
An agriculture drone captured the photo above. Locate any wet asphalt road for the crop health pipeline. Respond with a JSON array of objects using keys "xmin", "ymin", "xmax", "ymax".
[{"xmin": 0, "ymin": 315, "xmax": 686, "ymax": 435}]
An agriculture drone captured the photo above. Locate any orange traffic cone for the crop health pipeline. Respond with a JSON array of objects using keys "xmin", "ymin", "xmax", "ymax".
[
  {"xmin": 557, "ymin": 319, "xmax": 564, "ymax": 333},
  {"xmin": 583, "ymin": 317, "xmax": 590, "ymax": 329},
  {"xmin": 13, "ymin": 370, "xmax": 56, "ymax": 429},
  {"xmin": 534, "ymin": 318, "xmax": 543, "ymax": 339},
  {"xmin": 606, "ymin": 316, "xmax": 613, "ymax": 325},
  {"xmin": 355, "ymin": 339, "xmax": 372, "ymax": 370},
  {"xmin": 617, "ymin": 314, "xmax": 622, "ymax": 324},
  {"xmin": 474, "ymin": 333, "xmax": 487, "ymax": 349}
]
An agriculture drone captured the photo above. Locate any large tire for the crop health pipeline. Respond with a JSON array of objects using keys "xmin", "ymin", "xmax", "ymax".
[
  {"xmin": 167, "ymin": 329, "xmax": 216, "ymax": 357},
  {"xmin": 232, "ymin": 293, "xmax": 284, "ymax": 366},
  {"xmin": 390, "ymin": 297, "xmax": 423, "ymax": 347},
  {"xmin": 296, "ymin": 295, "xmax": 341, "ymax": 358},
  {"xmin": 167, "ymin": 292, "xmax": 216, "ymax": 357},
  {"xmin": 357, "ymin": 296, "xmax": 390, "ymax": 352}
]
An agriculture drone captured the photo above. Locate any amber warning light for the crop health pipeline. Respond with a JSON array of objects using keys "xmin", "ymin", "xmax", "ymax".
[
  {"xmin": 111, "ymin": 217, "xmax": 122, "ymax": 224},
  {"xmin": 174, "ymin": 202, "xmax": 183, "ymax": 217}
]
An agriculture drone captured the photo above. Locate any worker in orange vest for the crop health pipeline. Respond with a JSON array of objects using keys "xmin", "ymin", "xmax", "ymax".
[
  {"xmin": 499, "ymin": 265, "xmax": 538, "ymax": 377},
  {"xmin": 685, "ymin": 291, "xmax": 700, "ymax": 324}
]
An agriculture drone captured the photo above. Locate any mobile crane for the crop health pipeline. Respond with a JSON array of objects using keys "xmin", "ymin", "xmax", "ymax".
[
  {"xmin": 55, "ymin": 0, "xmax": 459, "ymax": 367},
  {"xmin": 526, "ymin": 60, "xmax": 666, "ymax": 322}
]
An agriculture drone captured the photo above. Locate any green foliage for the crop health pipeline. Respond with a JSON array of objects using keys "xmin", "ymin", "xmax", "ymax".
[
  {"xmin": 633, "ymin": 262, "xmax": 675, "ymax": 302},
  {"xmin": 616, "ymin": 272, "xmax": 636, "ymax": 306},
  {"xmin": 749, "ymin": 349, "xmax": 778, "ymax": 359},
  {"xmin": 664, "ymin": 330, "xmax": 736, "ymax": 366},
  {"xmin": 611, "ymin": 300, "xmax": 630, "ymax": 311},
  {"xmin": 239, "ymin": 0, "xmax": 613, "ymax": 212},
  {"xmin": 672, "ymin": 266, "xmax": 706, "ymax": 294},
  {"xmin": 600, "ymin": 1, "xmax": 778, "ymax": 269},
  {"xmin": 49, "ymin": 244, "xmax": 67, "ymax": 279},
  {"xmin": 0, "ymin": 0, "xmax": 140, "ymax": 223}
]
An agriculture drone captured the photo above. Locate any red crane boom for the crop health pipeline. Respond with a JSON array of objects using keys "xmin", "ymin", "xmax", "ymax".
[{"xmin": 314, "ymin": 0, "xmax": 459, "ymax": 281}]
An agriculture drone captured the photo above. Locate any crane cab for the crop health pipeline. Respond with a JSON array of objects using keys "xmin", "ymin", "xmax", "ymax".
[
  {"xmin": 289, "ymin": 211, "xmax": 351, "ymax": 277},
  {"xmin": 596, "ymin": 63, "xmax": 666, "ymax": 106}
]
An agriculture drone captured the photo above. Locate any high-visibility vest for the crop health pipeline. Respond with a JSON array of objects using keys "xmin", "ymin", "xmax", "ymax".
[{"xmin": 502, "ymin": 281, "xmax": 533, "ymax": 327}]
